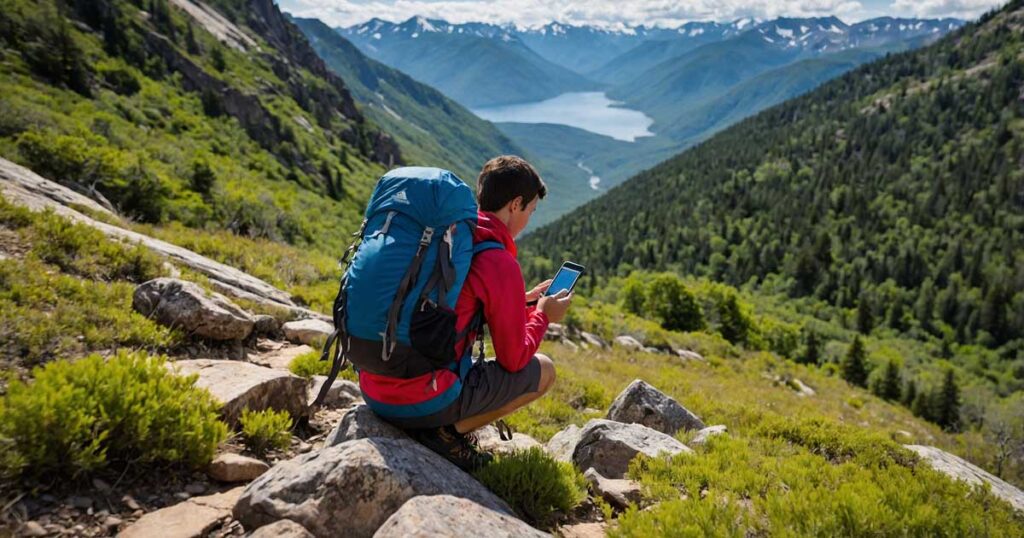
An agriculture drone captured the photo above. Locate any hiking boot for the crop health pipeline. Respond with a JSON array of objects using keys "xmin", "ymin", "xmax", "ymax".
[{"xmin": 409, "ymin": 424, "xmax": 493, "ymax": 472}]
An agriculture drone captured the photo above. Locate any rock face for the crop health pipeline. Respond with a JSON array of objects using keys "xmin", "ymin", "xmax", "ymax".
[
  {"xmin": 690, "ymin": 425, "xmax": 728, "ymax": 446},
  {"xmin": 572, "ymin": 419, "xmax": 692, "ymax": 479},
  {"xmin": 248, "ymin": 519, "xmax": 315, "ymax": 538},
  {"xmin": 133, "ymin": 278, "xmax": 254, "ymax": 341},
  {"xmin": 613, "ymin": 335, "xmax": 644, "ymax": 351},
  {"xmin": 474, "ymin": 425, "xmax": 543, "ymax": 454},
  {"xmin": 282, "ymin": 318, "xmax": 334, "ymax": 345},
  {"xmin": 233, "ymin": 438, "xmax": 512, "ymax": 538},
  {"xmin": 584, "ymin": 468, "xmax": 643, "ymax": 510},
  {"xmin": 208, "ymin": 453, "xmax": 270, "ymax": 483},
  {"xmin": 324, "ymin": 404, "xmax": 405, "ymax": 447},
  {"xmin": 606, "ymin": 379, "xmax": 706, "ymax": 435},
  {"xmin": 547, "ymin": 424, "xmax": 582, "ymax": 462},
  {"xmin": 120, "ymin": 487, "xmax": 243, "ymax": 538},
  {"xmin": 372, "ymin": 495, "xmax": 547, "ymax": 538},
  {"xmin": 171, "ymin": 360, "xmax": 308, "ymax": 424},
  {"xmin": 906, "ymin": 445, "xmax": 1024, "ymax": 512},
  {"xmin": 309, "ymin": 376, "xmax": 361, "ymax": 408}
]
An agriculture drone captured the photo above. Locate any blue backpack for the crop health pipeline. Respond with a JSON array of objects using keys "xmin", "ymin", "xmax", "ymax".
[{"xmin": 313, "ymin": 167, "xmax": 501, "ymax": 406}]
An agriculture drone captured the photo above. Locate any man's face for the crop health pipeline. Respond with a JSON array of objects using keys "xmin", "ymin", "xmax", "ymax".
[{"xmin": 508, "ymin": 195, "xmax": 538, "ymax": 238}]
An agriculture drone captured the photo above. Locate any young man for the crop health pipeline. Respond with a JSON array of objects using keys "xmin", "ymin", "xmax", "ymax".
[{"xmin": 357, "ymin": 155, "xmax": 572, "ymax": 470}]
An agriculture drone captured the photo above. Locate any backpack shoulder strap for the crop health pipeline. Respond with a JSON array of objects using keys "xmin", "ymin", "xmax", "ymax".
[{"xmin": 472, "ymin": 240, "xmax": 504, "ymax": 256}]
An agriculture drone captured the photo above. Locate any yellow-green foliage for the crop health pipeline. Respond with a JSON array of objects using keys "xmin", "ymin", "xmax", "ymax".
[
  {"xmin": 473, "ymin": 447, "xmax": 587, "ymax": 527},
  {"xmin": 287, "ymin": 349, "xmax": 357, "ymax": 382},
  {"xmin": 239, "ymin": 408, "xmax": 292, "ymax": 457},
  {"xmin": 0, "ymin": 351, "xmax": 228, "ymax": 481},
  {"xmin": 615, "ymin": 425, "xmax": 1023, "ymax": 536}
]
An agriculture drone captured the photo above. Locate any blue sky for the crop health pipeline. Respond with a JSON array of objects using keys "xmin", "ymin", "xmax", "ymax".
[{"xmin": 278, "ymin": 0, "xmax": 1006, "ymax": 29}]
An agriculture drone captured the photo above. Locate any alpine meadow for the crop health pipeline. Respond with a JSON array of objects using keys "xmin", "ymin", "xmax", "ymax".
[{"xmin": 0, "ymin": 0, "xmax": 1022, "ymax": 536}]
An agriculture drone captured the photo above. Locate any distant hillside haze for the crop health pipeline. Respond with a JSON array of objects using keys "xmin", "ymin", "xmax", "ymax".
[{"xmin": 336, "ymin": 14, "xmax": 965, "ymax": 229}]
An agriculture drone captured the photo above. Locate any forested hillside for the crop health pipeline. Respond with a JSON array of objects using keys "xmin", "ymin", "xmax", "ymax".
[
  {"xmin": 294, "ymin": 17, "xmax": 520, "ymax": 181},
  {"xmin": 0, "ymin": 0, "xmax": 391, "ymax": 253}
]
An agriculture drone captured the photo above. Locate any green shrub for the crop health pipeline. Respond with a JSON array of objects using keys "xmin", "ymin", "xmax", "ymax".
[
  {"xmin": 288, "ymin": 349, "xmax": 357, "ymax": 382},
  {"xmin": 239, "ymin": 408, "xmax": 292, "ymax": 457},
  {"xmin": 473, "ymin": 447, "xmax": 587, "ymax": 527},
  {"xmin": 0, "ymin": 351, "xmax": 228, "ymax": 481}
]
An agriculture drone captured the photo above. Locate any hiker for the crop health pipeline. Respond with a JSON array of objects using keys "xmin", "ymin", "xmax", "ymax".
[{"xmin": 320, "ymin": 156, "xmax": 571, "ymax": 471}]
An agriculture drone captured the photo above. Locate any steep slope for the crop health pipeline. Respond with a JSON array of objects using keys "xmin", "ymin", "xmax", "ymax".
[
  {"xmin": 0, "ymin": 0, "xmax": 399, "ymax": 253},
  {"xmin": 523, "ymin": 2, "xmax": 1024, "ymax": 355},
  {"xmin": 293, "ymin": 17, "xmax": 519, "ymax": 181},
  {"xmin": 339, "ymin": 17, "xmax": 599, "ymax": 107}
]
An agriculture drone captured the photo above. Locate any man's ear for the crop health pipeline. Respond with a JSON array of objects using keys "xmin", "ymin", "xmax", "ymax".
[{"xmin": 511, "ymin": 195, "xmax": 524, "ymax": 213}]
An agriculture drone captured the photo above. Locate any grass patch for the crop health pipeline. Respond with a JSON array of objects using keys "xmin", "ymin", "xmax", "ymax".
[
  {"xmin": 0, "ymin": 351, "xmax": 228, "ymax": 483},
  {"xmin": 474, "ymin": 447, "xmax": 587, "ymax": 528},
  {"xmin": 288, "ymin": 349, "xmax": 357, "ymax": 382},
  {"xmin": 239, "ymin": 408, "xmax": 292, "ymax": 457}
]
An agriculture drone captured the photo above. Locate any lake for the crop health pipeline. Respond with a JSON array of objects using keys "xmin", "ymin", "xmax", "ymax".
[{"xmin": 472, "ymin": 92, "xmax": 654, "ymax": 142}]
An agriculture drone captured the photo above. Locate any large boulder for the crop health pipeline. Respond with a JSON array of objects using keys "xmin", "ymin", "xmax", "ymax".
[
  {"xmin": 133, "ymin": 278, "xmax": 254, "ymax": 341},
  {"xmin": 282, "ymin": 318, "xmax": 334, "ymax": 345},
  {"xmin": 905, "ymin": 445, "xmax": 1024, "ymax": 512},
  {"xmin": 170, "ymin": 360, "xmax": 308, "ymax": 425},
  {"xmin": 373, "ymin": 495, "xmax": 546, "ymax": 538},
  {"xmin": 606, "ymin": 379, "xmax": 705, "ymax": 435},
  {"xmin": 120, "ymin": 487, "xmax": 243, "ymax": 538},
  {"xmin": 233, "ymin": 438, "xmax": 513, "ymax": 538},
  {"xmin": 613, "ymin": 335, "xmax": 644, "ymax": 351},
  {"xmin": 580, "ymin": 332, "xmax": 607, "ymax": 349},
  {"xmin": 324, "ymin": 404, "xmax": 405, "ymax": 447},
  {"xmin": 572, "ymin": 419, "xmax": 692, "ymax": 479},
  {"xmin": 546, "ymin": 424, "xmax": 582, "ymax": 462}
]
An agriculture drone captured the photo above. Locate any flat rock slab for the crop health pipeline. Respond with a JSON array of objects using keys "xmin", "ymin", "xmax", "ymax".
[
  {"xmin": 134, "ymin": 278, "xmax": 254, "ymax": 341},
  {"xmin": 325, "ymin": 404, "xmax": 406, "ymax": 447},
  {"xmin": 906, "ymin": 445, "xmax": 1024, "ymax": 512},
  {"xmin": 233, "ymin": 438, "xmax": 512, "ymax": 538},
  {"xmin": 170, "ymin": 359, "xmax": 308, "ymax": 424},
  {"xmin": 282, "ymin": 319, "xmax": 334, "ymax": 345},
  {"xmin": 248, "ymin": 519, "xmax": 315, "ymax": 538},
  {"xmin": 373, "ymin": 495, "xmax": 545, "ymax": 538},
  {"xmin": 573, "ymin": 419, "xmax": 692, "ymax": 479},
  {"xmin": 309, "ymin": 376, "xmax": 361, "ymax": 408},
  {"xmin": 607, "ymin": 379, "xmax": 705, "ymax": 435},
  {"xmin": 251, "ymin": 344, "xmax": 314, "ymax": 370},
  {"xmin": 120, "ymin": 487, "xmax": 243, "ymax": 538},
  {"xmin": 208, "ymin": 453, "xmax": 270, "ymax": 483}
]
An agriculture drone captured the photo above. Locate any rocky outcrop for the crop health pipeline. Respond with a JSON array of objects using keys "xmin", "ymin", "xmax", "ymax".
[
  {"xmin": 208, "ymin": 453, "xmax": 270, "ymax": 483},
  {"xmin": 905, "ymin": 445, "xmax": 1024, "ymax": 512},
  {"xmin": 119, "ymin": 487, "xmax": 243, "ymax": 538},
  {"xmin": 233, "ymin": 438, "xmax": 513, "ymax": 537},
  {"xmin": 171, "ymin": 360, "xmax": 308, "ymax": 424},
  {"xmin": 373, "ymin": 495, "xmax": 547, "ymax": 538},
  {"xmin": 324, "ymin": 404, "xmax": 405, "ymax": 447},
  {"xmin": 571, "ymin": 419, "xmax": 692, "ymax": 479},
  {"xmin": 133, "ymin": 278, "xmax": 254, "ymax": 341},
  {"xmin": 690, "ymin": 425, "xmax": 728, "ymax": 446},
  {"xmin": 309, "ymin": 376, "xmax": 361, "ymax": 408},
  {"xmin": 249, "ymin": 519, "xmax": 315, "ymax": 538},
  {"xmin": 0, "ymin": 158, "xmax": 322, "ymax": 318},
  {"xmin": 282, "ymin": 318, "xmax": 334, "ymax": 345},
  {"xmin": 584, "ymin": 468, "xmax": 642, "ymax": 511},
  {"xmin": 606, "ymin": 379, "xmax": 705, "ymax": 435},
  {"xmin": 613, "ymin": 335, "xmax": 644, "ymax": 351}
]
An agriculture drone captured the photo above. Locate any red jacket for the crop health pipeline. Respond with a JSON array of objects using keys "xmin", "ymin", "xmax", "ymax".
[{"xmin": 359, "ymin": 211, "xmax": 549, "ymax": 413}]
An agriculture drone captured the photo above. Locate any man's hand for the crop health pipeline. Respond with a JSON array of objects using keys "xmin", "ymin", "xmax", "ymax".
[
  {"xmin": 526, "ymin": 279, "xmax": 553, "ymax": 303},
  {"xmin": 538, "ymin": 289, "xmax": 572, "ymax": 323}
]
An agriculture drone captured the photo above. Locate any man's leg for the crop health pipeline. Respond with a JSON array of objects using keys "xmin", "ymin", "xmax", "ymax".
[{"xmin": 453, "ymin": 353, "xmax": 556, "ymax": 434}]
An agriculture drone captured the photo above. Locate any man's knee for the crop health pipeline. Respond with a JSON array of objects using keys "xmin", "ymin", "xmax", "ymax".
[{"xmin": 536, "ymin": 353, "xmax": 555, "ymax": 394}]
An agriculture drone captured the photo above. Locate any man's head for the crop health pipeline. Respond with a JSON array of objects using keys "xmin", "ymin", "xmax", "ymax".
[{"xmin": 477, "ymin": 155, "xmax": 546, "ymax": 238}]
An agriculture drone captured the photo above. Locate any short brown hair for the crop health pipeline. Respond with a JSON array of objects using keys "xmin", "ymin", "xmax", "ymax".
[{"xmin": 476, "ymin": 155, "xmax": 547, "ymax": 212}]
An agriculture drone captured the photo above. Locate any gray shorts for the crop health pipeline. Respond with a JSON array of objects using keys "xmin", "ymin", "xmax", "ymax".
[{"xmin": 382, "ymin": 356, "xmax": 542, "ymax": 430}]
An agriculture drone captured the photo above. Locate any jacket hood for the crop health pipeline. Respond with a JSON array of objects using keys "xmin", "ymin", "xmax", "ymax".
[{"xmin": 474, "ymin": 211, "xmax": 517, "ymax": 257}]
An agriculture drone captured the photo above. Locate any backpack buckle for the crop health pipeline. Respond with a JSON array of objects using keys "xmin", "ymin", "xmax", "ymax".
[{"xmin": 419, "ymin": 227, "xmax": 434, "ymax": 246}]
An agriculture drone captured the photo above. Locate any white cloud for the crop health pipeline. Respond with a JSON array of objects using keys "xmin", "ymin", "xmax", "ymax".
[
  {"xmin": 277, "ymin": 0, "xmax": 1002, "ymax": 29},
  {"xmin": 889, "ymin": 0, "xmax": 1004, "ymax": 20}
]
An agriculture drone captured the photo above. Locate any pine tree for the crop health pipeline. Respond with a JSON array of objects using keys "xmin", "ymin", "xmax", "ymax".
[
  {"xmin": 911, "ymin": 389, "xmax": 932, "ymax": 420},
  {"xmin": 856, "ymin": 296, "xmax": 874, "ymax": 334},
  {"xmin": 841, "ymin": 336, "xmax": 869, "ymax": 388},
  {"xmin": 935, "ymin": 369, "xmax": 961, "ymax": 431},
  {"xmin": 716, "ymin": 293, "xmax": 749, "ymax": 345},
  {"xmin": 901, "ymin": 379, "xmax": 917, "ymax": 407},
  {"xmin": 878, "ymin": 359, "xmax": 902, "ymax": 401},
  {"xmin": 798, "ymin": 330, "xmax": 820, "ymax": 366}
]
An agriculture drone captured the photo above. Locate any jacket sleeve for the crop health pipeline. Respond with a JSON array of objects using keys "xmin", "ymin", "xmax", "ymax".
[{"xmin": 479, "ymin": 251, "xmax": 549, "ymax": 373}]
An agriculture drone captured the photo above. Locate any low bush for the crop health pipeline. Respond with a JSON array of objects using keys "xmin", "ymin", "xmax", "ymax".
[
  {"xmin": 473, "ymin": 447, "xmax": 587, "ymax": 528},
  {"xmin": 239, "ymin": 408, "xmax": 292, "ymax": 457},
  {"xmin": 0, "ymin": 351, "xmax": 228, "ymax": 481}
]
